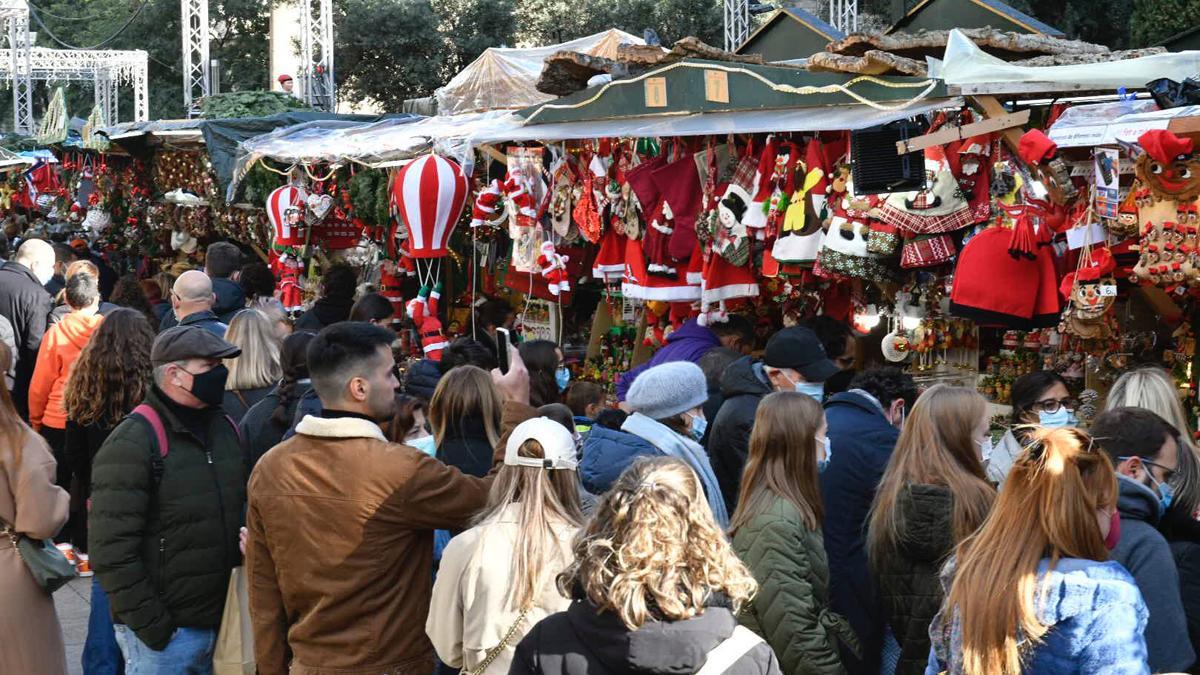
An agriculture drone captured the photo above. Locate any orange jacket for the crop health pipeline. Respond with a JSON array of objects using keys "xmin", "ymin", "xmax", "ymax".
[{"xmin": 29, "ymin": 310, "xmax": 103, "ymax": 430}]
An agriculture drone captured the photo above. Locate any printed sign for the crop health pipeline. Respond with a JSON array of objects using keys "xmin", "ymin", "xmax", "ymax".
[
  {"xmin": 704, "ymin": 70, "xmax": 729, "ymax": 103},
  {"xmin": 644, "ymin": 78, "xmax": 667, "ymax": 108}
]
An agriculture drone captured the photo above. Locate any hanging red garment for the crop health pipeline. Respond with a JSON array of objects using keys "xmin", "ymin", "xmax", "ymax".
[
  {"xmin": 593, "ymin": 227, "xmax": 627, "ymax": 282},
  {"xmin": 622, "ymin": 235, "xmax": 700, "ymax": 302},
  {"xmin": 651, "ymin": 154, "xmax": 705, "ymax": 260}
]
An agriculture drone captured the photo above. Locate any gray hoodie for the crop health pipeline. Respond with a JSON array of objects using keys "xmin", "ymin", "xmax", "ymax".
[{"xmin": 1110, "ymin": 474, "xmax": 1196, "ymax": 673}]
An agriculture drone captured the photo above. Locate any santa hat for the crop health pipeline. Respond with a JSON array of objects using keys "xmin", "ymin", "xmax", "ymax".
[
  {"xmin": 1018, "ymin": 130, "xmax": 1058, "ymax": 165},
  {"xmin": 951, "ymin": 227, "xmax": 1060, "ymax": 328},
  {"xmin": 470, "ymin": 180, "xmax": 505, "ymax": 228},
  {"xmin": 1138, "ymin": 129, "xmax": 1195, "ymax": 165}
]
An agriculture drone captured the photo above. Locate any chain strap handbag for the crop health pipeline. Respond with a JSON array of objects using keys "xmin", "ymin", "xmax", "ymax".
[
  {"xmin": 1, "ymin": 519, "xmax": 76, "ymax": 594},
  {"xmin": 461, "ymin": 606, "xmax": 531, "ymax": 675}
]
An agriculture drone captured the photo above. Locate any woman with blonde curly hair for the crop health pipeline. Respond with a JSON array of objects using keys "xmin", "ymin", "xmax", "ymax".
[{"xmin": 511, "ymin": 456, "xmax": 782, "ymax": 675}]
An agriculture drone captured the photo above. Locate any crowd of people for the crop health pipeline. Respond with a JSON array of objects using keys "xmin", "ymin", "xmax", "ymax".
[{"xmin": 0, "ymin": 235, "xmax": 1197, "ymax": 674}]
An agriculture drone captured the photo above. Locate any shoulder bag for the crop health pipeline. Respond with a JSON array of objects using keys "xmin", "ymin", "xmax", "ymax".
[
  {"xmin": 462, "ymin": 606, "xmax": 531, "ymax": 675},
  {"xmin": 1, "ymin": 519, "xmax": 76, "ymax": 594}
]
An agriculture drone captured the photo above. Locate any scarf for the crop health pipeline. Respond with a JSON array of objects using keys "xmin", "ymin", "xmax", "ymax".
[{"xmin": 621, "ymin": 412, "xmax": 730, "ymax": 527}]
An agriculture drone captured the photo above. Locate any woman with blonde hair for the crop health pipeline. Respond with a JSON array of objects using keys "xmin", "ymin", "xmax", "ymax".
[
  {"xmin": 731, "ymin": 391, "xmax": 856, "ymax": 675},
  {"xmin": 428, "ymin": 417, "xmax": 583, "ymax": 675},
  {"xmin": 222, "ymin": 308, "xmax": 282, "ymax": 421},
  {"xmin": 429, "ymin": 365, "xmax": 503, "ymax": 479},
  {"xmin": 867, "ymin": 385, "xmax": 996, "ymax": 675},
  {"xmin": 1105, "ymin": 366, "xmax": 1200, "ymax": 528},
  {"xmin": 927, "ymin": 428, "xmax": 1149, "ymax": 674},
  {"xmin": 511, "ymin": 456, "xmax": 781, "ymax": 675}
]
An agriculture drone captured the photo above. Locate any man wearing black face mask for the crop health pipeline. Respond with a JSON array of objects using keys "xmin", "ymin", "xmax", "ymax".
[{"xmin": 90, "ymin": 326, "xmax": 246, "ymax": 668}]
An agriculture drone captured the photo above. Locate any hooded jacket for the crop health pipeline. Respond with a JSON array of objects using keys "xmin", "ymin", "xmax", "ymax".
[
  {"xmin": 709, "ymin": 356, "xmax": 773, "ymax": 514},
  {"xmin": 210, "ymin": 277, "xmax": 246, "ymax": 324},
  {"xmin": 1109, "ymin": 474, "xmax": 1195, "ymax": 673},
  {"xmin": 580, "ymin": 424, "xmax": 664, "ymax": 495},
  {"xmin": 28, "ymin": 309, "xmax": 103, "ymax": 430},
  {"xmin": 819, "ymin": 390, "xmax": 900, "ymax": 675},
  {"xmin": 927, "ymin": 558, "xmax": 1150, "ymax": 675},
  {"xmin": 874, "ymin": 484, "xmax": 955, "ymax": 675},
  {"xmin": 511, "ymin": 594, "xmax": 782, "ymax": 675},
  {"xmin": 246, "ymin": 413, "xmax": 498, "ymax": 675},
  {"xmin": 616, "ymin": 319, "xmax": 719, "ymax": 401}
]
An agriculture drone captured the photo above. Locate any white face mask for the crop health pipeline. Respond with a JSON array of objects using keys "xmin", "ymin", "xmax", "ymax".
[{"xmin": 976, "ymin": 435, "xmax": 993, "ymax": 462}]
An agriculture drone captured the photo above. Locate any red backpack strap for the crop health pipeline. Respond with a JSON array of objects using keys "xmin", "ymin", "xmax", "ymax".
[
  {"xmin": 223, "ymin": 415, "xmax": 242, "ymax": 444},
  {"xmin": 131, "ymin": 404, "xmax": 168, "ymax": 459}
]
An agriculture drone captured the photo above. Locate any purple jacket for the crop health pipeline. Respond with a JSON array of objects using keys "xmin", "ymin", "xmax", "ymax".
[{"xmin": 616, "ymin": 319, "xmax": 719, "ymax": 401}]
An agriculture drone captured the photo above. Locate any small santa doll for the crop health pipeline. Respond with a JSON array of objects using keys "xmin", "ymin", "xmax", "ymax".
[
  {"xmin": 407, "ymin": 284, "xmax": 449, "ymax": 361},
  {"xmin": 537, "ymin": 241, "xmax": 571, "ymax": 296}
]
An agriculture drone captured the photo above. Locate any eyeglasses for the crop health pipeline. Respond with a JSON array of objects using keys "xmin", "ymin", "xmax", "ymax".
[
  {"xmin": 1118, "ymin": 456, "xmax": 1178, "ymax": 483},
  {"xmin": 1032, "ymin": 397, "xmax": 1080, "ymax": 414}
]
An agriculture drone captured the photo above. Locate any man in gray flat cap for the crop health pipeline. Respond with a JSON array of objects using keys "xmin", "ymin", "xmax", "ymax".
[{"xmin": 90, "ymin": 326, "xmax": 246, "ymax": 670}]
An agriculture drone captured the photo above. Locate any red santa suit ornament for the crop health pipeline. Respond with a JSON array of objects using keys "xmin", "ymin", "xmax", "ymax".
[
  {"xmin": 538, "ymin": 241, "xmax": 571, "ymax": 297},
  {"xmin": 407, "ymin": 283, "xmax": 449, "ymax": 361}
]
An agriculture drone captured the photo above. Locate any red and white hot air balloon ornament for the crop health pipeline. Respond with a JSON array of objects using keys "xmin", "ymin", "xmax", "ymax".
[
  {"xmin": 390, "ymin": 153, "xmax": 469, "ymax": 260},
  {"xmin": 265, "ymin": 183, "xmax": 310, "ymax": 250}
]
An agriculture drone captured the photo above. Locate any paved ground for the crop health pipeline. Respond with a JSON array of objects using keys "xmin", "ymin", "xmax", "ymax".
[{"xmin": 55, "ymin": 576, "xmax": 90, "ymax": 675}]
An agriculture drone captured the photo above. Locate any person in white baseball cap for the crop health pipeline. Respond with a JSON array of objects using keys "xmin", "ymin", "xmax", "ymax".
[{"xmin": 427, "ymin": 417, "xmax": 583, "ymax": 675}]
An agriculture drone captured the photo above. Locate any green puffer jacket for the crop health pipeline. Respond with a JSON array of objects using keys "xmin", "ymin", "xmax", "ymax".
[
  {"xmin": 733, "ymin": 495, "xmax": 858, "ymax": 675},
  {"xmin": 89, "ymin": 386, "xmax": 246, "ymax": 651}
]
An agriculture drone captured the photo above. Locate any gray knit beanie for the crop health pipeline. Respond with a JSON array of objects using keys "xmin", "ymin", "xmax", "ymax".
[{"xmin": 626, "ymin": 361, "xmax": 709, "ymax": 420}]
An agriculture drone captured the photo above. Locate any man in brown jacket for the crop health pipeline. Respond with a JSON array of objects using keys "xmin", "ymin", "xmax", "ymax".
[{"xmin": 246, "ymin": 322, "xmax": 532, "ymax": 675}]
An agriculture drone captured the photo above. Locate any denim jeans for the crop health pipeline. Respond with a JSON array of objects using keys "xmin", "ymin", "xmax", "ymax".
[
  {"xmin": 113, "ymin": 624, "xmax": 216, "ymax": 675},
  {"xmin": 83, "ymin": 577, "xmax": 124, "ymax": 675}
]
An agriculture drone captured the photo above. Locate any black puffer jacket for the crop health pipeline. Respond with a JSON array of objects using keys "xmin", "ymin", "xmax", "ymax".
[
  {"xmin": 89, "ymin": 386, "xmax": 246, "ymax": 651},
  {"xmin": 1162, "ymin": 504, "xmax": 1200, "ymax": 666},
  {"xmin": 512, "ymin": 593, "xmax": 782, "ymax": 675},
  {"xmin": 873, "ymin": 484, "xmax": 954, "ymax": 675},
  {"xmin": 708, "ymin": 356, "xmax": 773, "ymax": 514}
]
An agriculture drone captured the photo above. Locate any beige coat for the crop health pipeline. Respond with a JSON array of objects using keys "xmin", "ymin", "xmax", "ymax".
[
  {"xmin": 0, "ymin": 429, "xmax": 70, "ymax": 675},
  {"xmin": 427, "ymin": 503, "xmax": 578, "ymax": 675}
]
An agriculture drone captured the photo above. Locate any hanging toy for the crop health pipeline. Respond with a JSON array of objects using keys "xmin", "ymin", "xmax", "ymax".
[
  {"xmin": 266, "ymin": 184, "xmax": 310, "ymax": 249},
  {"xmin": 470, "ymin": 179, "xmax": 507, "ymax": 229},
  {"xmin": 407, "ymin": 283, "xmax": 449, "ymax": 361},
  {"xmin": 537, "ymin": 240, "xmax": 571, "ymax": 297},
  {"xmin": 390, "ymin": 153, "xmax": 469, "ymax": 258}
]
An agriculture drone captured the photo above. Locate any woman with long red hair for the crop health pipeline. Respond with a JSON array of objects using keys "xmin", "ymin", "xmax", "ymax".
[{"xmin": 927, "ymin": 428, "xmax": 1150, "ymax": 674}]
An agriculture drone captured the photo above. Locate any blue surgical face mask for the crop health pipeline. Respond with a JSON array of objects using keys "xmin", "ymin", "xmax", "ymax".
[
  {"xmin": 408, "ymin": 434, "xmax": 437, "ymax": 456},
  {"xmin": 795, "ymin": 380, "xmax": 825, "ymax": 401},
  {"xmin": 817, "ymin": 436, "xmax": 832, "ymax": 473},
  {"xmin": 688, "ymin": 412, "xmax": 708, "ymax": 441},
  {"xmin": 1038, "ymin": 407, "xmax": 1077, "ymax": 429},
  {"xmin": 555, "ymin": 366, "xmax": 571, "ymax": 392},
  {"xmin": 1147, "ymin": 471, "xmax": 1176, "ymax": 512}
]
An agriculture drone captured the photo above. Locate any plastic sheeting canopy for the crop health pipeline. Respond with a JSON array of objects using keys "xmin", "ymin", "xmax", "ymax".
[{"xmin": 434, "ymin": 29, "xmax": 646, "ymax": 115}]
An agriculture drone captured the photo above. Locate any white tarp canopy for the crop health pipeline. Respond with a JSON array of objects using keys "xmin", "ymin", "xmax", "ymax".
[
  {"xmin": 932, "ymin": 29, "xmax": 1200, "ymax": 94},
  {"xmin": 229, "ymin": 96, "xmax": 960, "ymax": 200},
  {"xmin": 434, "ymin": 29, "xmax": 647, "ymax": 115},
  {"xmin": 1045, "ymin": 101, "xmax": 1200, "ymax": 148}
]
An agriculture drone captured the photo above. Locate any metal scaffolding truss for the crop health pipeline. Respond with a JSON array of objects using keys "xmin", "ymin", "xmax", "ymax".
[
  {"xmin": 0, "ymin": 47, "xmax": 149, "ymax": 127},
  {"xmin": 181, "ymin": 0, "xmax": 209, "ymax": 117},
  {"xmin": 0, "ymin": 1, "xmax": 31, "ymax": 134},
  {"xmin": 829, "ymin": 0, "xmax": 859, "ymax": 33},
  {"xmin": 298, "ymin": 0, "xmax": 335, "ymax": 111},
  {"xmin": 724, "ymin": 0, "xmax": 749, "ymax": 51}
]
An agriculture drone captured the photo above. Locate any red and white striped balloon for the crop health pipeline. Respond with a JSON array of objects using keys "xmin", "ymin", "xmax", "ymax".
[
  {"xmin": 265, "ymin": 184, "xmax": 309, "ymax": 247},
  {"xmin": 391, "ymin": 154, "xmax": 469, "ymax": 259}
]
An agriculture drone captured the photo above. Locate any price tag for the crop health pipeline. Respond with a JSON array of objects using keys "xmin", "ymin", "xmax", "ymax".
[
  {"xmin": 1098, "ymin": 284, "xmax": 1117, "ymax": 297},
  {"xmin": 704, "ymin": 70, "xmax": 729, "ymax": 103},
  {"xmin": 644, "ymin": 78, "xmax": 667, "ymax": 108}
]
